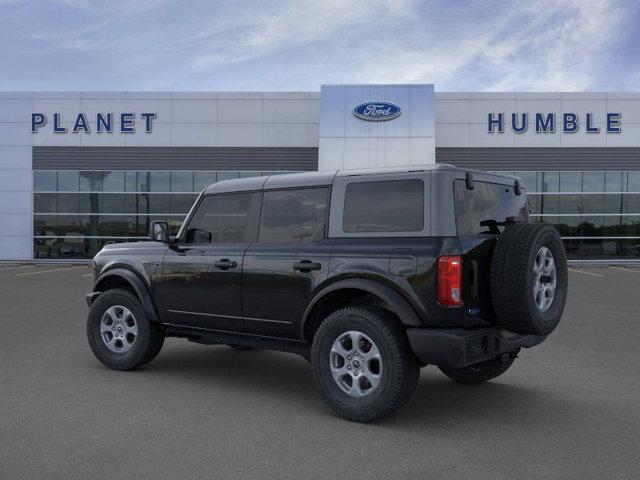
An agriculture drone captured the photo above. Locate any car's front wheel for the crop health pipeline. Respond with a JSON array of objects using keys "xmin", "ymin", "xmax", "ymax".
[
  {"xmin": 311, "ymin": 307, "xmax": 420, "ymax": 423},
  {"xmin": 87, "ymin": 288, "xmax": 164, "ymax": 371}
]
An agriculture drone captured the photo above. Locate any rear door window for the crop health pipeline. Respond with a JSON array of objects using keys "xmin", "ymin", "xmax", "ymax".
[
  {"xmin": 343, "ymin": 179, "xmax": 424, "ymax": 233},
  {"xmin": 454, "ymin": 179, "xmax": 527, "ymax": 235},
  {"xmin": 258, "ymin": 188, "xmax": 329, "ymax": 243}
]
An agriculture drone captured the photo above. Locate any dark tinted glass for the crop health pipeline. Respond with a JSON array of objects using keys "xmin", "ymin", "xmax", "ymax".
[
  {"xmin": 605, "ymin": 172, "xmax": 623, "ymax": 192},
  {"xmin": 517, "ymin": 172, "xmax": 537, "ymax": 192},
  {"xmin": 582, "ymin": 172, "xmax": 605, "ymax": 192},
  {"xmin": 80, "ymin": 171, "xmax": 103, "ymax": 191},
  {"xmin": 102, "ymin": 171, "xmax": 125, "ymax": 192},
  {"xmin": 259, "ymin": 188, "xmax": 329, "ymax": 243},
  {"xmin": 148, "ymin": 171, "xmax": 170, "ymax": 192},
  {"xmin": 194, "ymin": 171, "xmax": 218, "ymax": 191},
  {"xmin": 58, "ymin": 171, "xmax": 79, "ymax": 192},
  {"xmin": 185, "ymin": 193, "xmax": 255, "ymax": 244},
  {"xmin": 559, "ymin": 172, "xmax": 581, "ymax": 192},
  {"xmin": 627, "ymin": 172, "xmax": 640, "ymax": 192},
  {"xmin": 343, "ymin": 179, "xmax": 424, "ymax": 233},
  {"xmin": 454, "ymin": 180, "xmax": 527, "ymax": 235},
  {"xmin": 540, "ymin": 172, "xmax": 559, "ymax": 192},
  {"xmin": 34, "ymin": 171, "xmax": 57, "ymax": 191},
  {"xmin": 170, "ymin": 172, "xmax": 193, "ymax": 192}
]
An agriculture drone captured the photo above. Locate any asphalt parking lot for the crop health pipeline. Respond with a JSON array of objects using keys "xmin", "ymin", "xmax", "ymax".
[{"xmin": 1, "ymin": 264, "xmax": 639, "ymax": 479}]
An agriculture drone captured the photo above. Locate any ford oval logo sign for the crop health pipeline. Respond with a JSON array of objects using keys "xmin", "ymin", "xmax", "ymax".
[{"xmin": 353, "ymin": 102, "xmax": 401, "ymax": 122}]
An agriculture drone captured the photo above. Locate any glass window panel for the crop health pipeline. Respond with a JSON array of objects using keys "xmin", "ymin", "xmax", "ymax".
[
  {"xmin": 582, "ymin": 172, "xmax": 605, "ymax": 192},
  {"xmin": 605, "ymin": 194, "xmax": 623, "ymax": 214},
  {"xmin": 126, "ymin": 171, "xmax": 146, "ymax": 192},
  {"xmin": 239, "ymin": 171, "xmax": 261, "ymax": 178},
  {"xmin": 100, "ymin": 194, "xmax": 125, "ymax": 214},
  {"xmin": 581, "ymin": 194, "xmax": 604, "ymax": 214},
  {"xmin": 217, "ymin": 171, "xmax": 240, "ymax": 181},
  {"xmin": 125, "ymin": 194, "xmax": 151, "ymax": 215},
  {"xmin": 98, "ymin": 216, "xmax": 127, "ymax": 236},
  {"xmin": 102, "ymin": 171, "xmax": 125, "ymax": 192},
  {"xmin": 605, "ymin": 172, "xmax": 623, "ymax": 192},
  {"xmin": 541, "ymin": 194, "xmax": 559, "ymax": 214},
  {"xmin": 148, "ymin": 194, "xmax": 171, "ymax": 214},
  {"xmin": 185, "ymin": 193, "xmax": 256, "ymax": 244},
  {"xmin": 170, "ymin": 194, "xmax": 196, "ymax": 214},
  {"xmin": 615, "ymin": 240, "xmax": 640, "ymax": 258},
  {"xmin": 346, "ymin": 180, "xmax": 425, "ymax": 233},
  {"xmin": 517, "ymin": 172, "xmax": 537, "ymax": 192},
  {"xmin": 620, "ymin": 216, "xmax": 640, "ymax": 236},
  {"xmin": 34, "ymin": 193, "xmax": 57, "ymax": 213},
  {"xmin": 34, "ymin": 171, "xmax": 57, "ymax": 191},
  {"xmin": 170, "ymin": 172, "xmax": 194, "ymax": 192},
  {"xmin": 604, "ymin": 216, "xmax": 623, "ymax": 237},
  {"xmin": 627, "ymin": 172, "xmax": 640, "ymax": 192},
  {"xmin": 57, "ymin": 193, "xmax": 80, "ymax": 213},
  {"xmin": 78, "ymin": 193, "xmax": 100, "ymax": 214},
  {"xmin": 148, "ymin": 171, "xmax": 170, "ymax": 192},
  {"xmin": 558, "ymin": 194, "xmax": 581, "ymax": 214},
  {"xmin": 259, "ymin": 188, "xmax": 329, "ymax": 243},
  {"xmin": 553, "ymin": 216, "xmax": 579, "ymax": 237},
  {"xmin": 194, "ymin": 171, "xmax": 218, "ymax": 191},
  {"xmin": 34, "ymin": 215, "xmax": 58, "ymax": 236},
  {"xmin": 57, "ymin": 171, "xmax": 79, "ymax": 192},
  {"xmin": 559, "ymin": 172, "xmax": 582, "ymax": 192},
  {"xmin": 80, "ymin": 171, "xmax": 103, "ymax": 191},
  {"xmin": 579, "ymin": 216, "xmax": 604, "ymax": 237},
  {"xmin": 623, "ymin": 194, "xmax": 640, "ymax": 214},
  {"xmin": 564, "ymin": 239, "xmax": 604, "ymax": 259},
  {"xmin": 540, "ymin": 172, "xmax": 559, "ymax": 192}
]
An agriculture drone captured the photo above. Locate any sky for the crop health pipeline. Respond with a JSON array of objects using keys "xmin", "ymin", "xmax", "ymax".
[{"xmin": 0, "ymin": 0, "xmax": 638, "ymax": 92}]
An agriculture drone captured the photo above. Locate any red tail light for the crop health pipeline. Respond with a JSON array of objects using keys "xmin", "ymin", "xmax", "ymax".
[{"xmin": 437, "ymin": 256, "xmax": 462, "ymax": 307}]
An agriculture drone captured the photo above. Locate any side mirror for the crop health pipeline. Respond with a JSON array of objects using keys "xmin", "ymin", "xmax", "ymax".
[{"xmin": 150, "ymin": 221, "xmax": 169, "ymax": 242}]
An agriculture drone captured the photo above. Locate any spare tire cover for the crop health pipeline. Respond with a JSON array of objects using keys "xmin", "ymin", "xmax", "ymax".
[{"xmin": 490, "ymin": 223, "xmax": 568, "ymax": 335}]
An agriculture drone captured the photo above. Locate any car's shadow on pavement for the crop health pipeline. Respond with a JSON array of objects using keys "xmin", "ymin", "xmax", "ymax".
[{"xmin": 121, "ymin": 343, "xmax": 582, "ymax": 429}]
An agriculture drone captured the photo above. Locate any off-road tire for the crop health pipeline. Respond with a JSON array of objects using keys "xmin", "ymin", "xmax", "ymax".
[
  {"xmin": 490, "ymin": 223, "xmax": 568, "ymax": 335},
  {"xmin": 311, "ymin": 306, "xmax": 420, "ymax": 423},
  {"xmin": 87, "ymin": 288, "xmax": 165, "ymax": 371},
  {"xmin": 439, "ymin": 352, "xmax": 517, "ymax": 385}
]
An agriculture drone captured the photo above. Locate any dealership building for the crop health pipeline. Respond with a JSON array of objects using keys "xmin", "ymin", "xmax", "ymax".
[{"xmin": 1, "ymin": 84, "xmax": 639, "ymax": 262}]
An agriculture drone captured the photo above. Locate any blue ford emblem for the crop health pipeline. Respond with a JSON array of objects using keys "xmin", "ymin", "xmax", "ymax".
[{"xmin": 353, "ymin": 102, "xmax": 402, "ymax": 122}]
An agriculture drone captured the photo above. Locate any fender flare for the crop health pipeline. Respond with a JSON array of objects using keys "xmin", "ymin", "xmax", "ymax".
[
  {"xmin": 93, "ymin": 268, "xmax": 160, "ymax": 323},
  {"xmin": 300, "ymin": 278, "xmax": 422, "ymax": 337}
]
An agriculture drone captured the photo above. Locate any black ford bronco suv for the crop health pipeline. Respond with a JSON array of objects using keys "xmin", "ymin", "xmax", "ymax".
[{"xmin": 86, "ymin": 165, "xmax": 568, "ymax": 422}]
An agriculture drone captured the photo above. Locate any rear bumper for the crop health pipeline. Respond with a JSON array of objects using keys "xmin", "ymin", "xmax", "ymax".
[{"xmin": 407, "ymin": 326, "xmax": 546, "ymax": 368}]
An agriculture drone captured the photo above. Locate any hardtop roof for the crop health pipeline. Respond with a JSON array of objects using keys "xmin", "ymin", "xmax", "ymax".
[{"xmin": 203, "ymin": 164, "xmax": 520, "ymax": 194}]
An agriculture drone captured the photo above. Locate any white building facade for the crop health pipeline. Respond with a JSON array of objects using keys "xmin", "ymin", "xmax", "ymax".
[{"xmin": 1, "ymin": 85, "xmax": 639, "ymax": 262}]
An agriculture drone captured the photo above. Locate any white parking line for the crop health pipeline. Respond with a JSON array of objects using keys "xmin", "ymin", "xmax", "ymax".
[
  {"xmin": 17, "ymin": 266, "xmax": 86, "ymax": 277},
  {"xmin": 0, "ymin": 265, "xmax": 34, "ymax": 272},
  {"xmin": 568, "ymin": 268, "xmax": 606, "ymax": 278},
  {"xmin": 609, "ymin": 266, "xmax": 640, "ymax": 274},
  {"xmin": 81, "ymin": 273, "xmax": 93, "ymax": 277}
]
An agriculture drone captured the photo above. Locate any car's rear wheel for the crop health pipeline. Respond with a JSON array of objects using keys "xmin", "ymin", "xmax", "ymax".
[
  {"xmin": 87, "ymin": 288, "xmax": 164, "ymax": 371},
  {"xmin": 311, "ymin": 306, "xmax": 419, "ymax": 423},
  {"xmin": 438, "ymin": 351, "xmax": 517, "ymax": 385}
]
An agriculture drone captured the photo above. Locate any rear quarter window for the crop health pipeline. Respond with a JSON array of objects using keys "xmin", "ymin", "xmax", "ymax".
[
  {"xmin": 454, "ymin": 179, "xmax": 528, "ymax": 235},
  {"xmin": 343, "ymin": 179, "xmax": 424, "ymax": 233}
]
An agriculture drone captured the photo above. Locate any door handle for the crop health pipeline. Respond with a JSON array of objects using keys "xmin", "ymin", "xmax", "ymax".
[
  {"xmin": 214, "ymin": 259, "xmax": 238, "ymax": 270},
  {"xmin": 293, "ymin": 260, "xmax": 322, "ymax": 272}
]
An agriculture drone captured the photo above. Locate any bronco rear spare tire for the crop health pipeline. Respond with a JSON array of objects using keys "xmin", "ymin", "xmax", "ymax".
[{"xmin": 490, "ymin": 223, "xmax": 568, "ymax": 335}]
